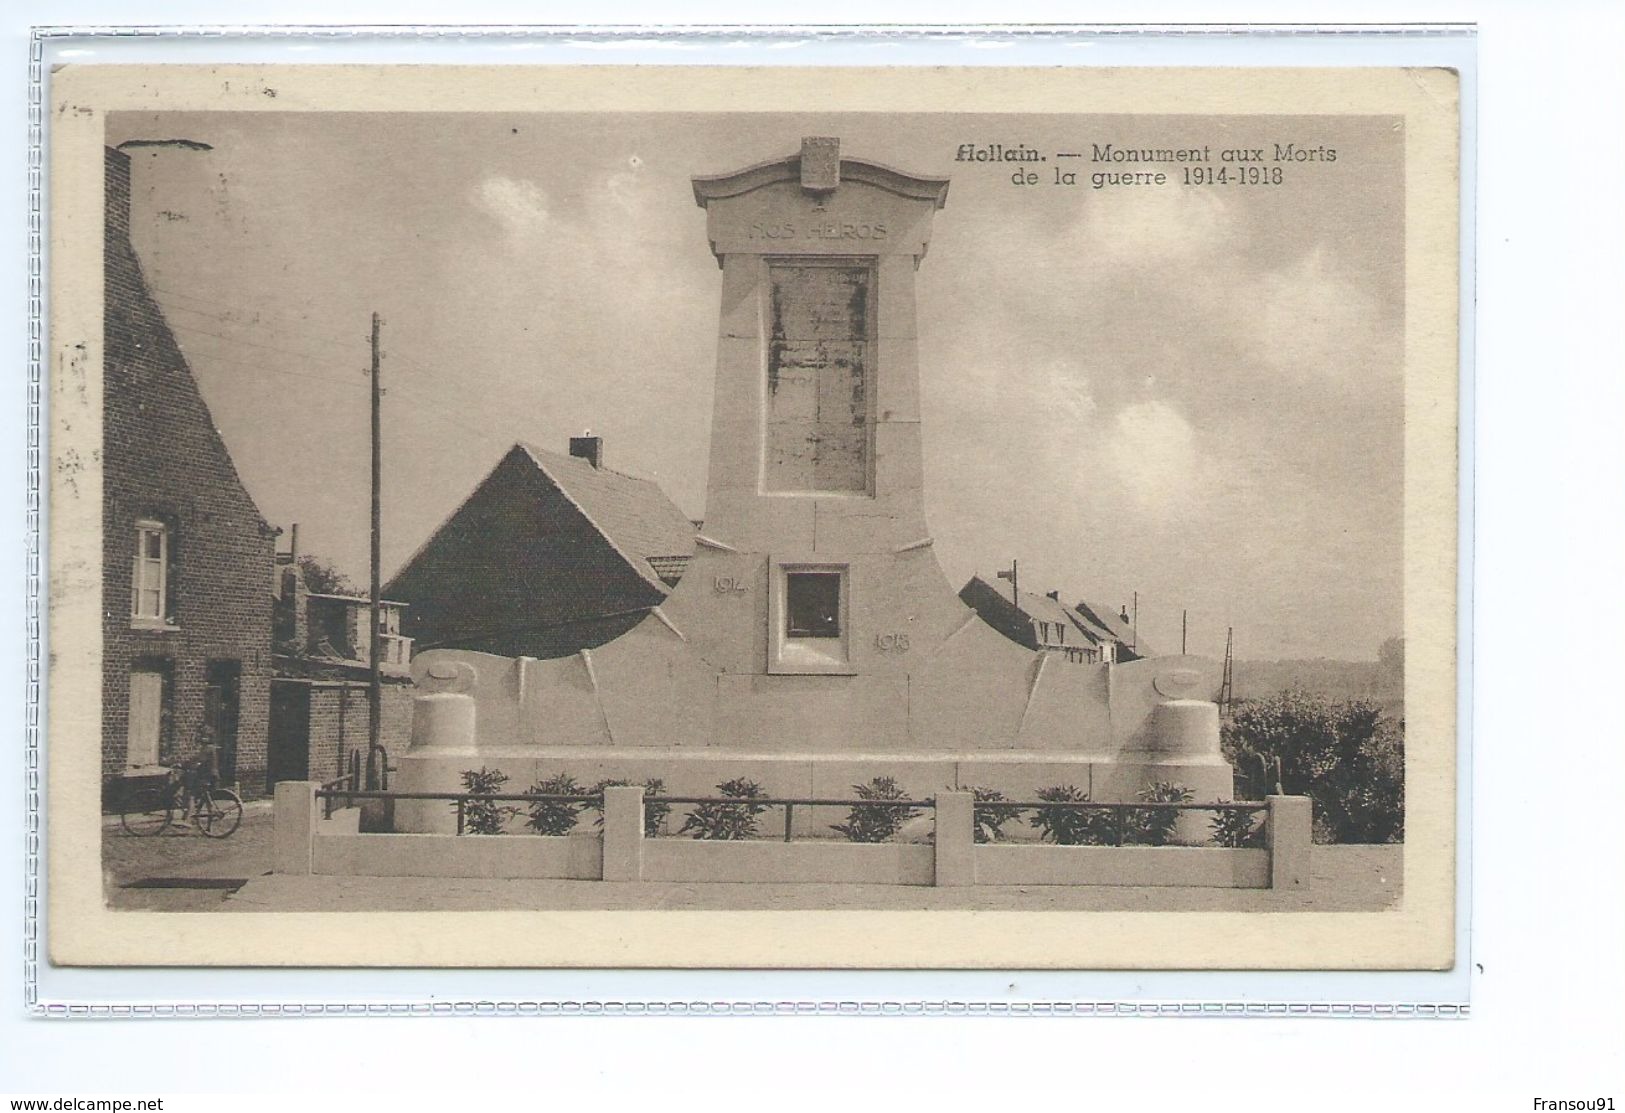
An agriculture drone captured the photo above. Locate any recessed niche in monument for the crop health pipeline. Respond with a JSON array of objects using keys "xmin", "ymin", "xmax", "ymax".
[
  {"xmin": 785, "ymin": 571, "xmax": 842, "ymax": 638},
  {"xmin": 767, "ymin": 560, "xmax": 853, "ymax": 675},
  {"xmin": 763, "ymin": 258, "xmax": 876, "ymax": 495}
]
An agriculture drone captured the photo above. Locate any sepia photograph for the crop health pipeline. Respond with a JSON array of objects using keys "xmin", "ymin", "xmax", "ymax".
[{"xmin": 45, "ymin": 64, "xmax": 1460, "ymax": 968}]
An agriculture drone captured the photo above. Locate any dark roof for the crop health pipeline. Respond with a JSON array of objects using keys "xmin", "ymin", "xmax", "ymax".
[
  {"xmin": 1073, "ymin": 599, "xmax": 1146, "ymax": 654},
  {"xmin": 515, "ymin": 443, "xmax": 697, "ymax": 594},
  {"xmin": 1016, "ymin": 590, "xmax": 1094, "ymax": 640}
]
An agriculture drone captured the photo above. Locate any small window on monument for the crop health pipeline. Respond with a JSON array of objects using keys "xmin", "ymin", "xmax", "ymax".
[{"xmin": 786, "ymin": 572, "xmax": 841, "ymax": 638}]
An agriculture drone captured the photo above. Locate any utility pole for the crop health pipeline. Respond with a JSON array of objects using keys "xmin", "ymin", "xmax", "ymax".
[
  {"xmin": 1182, "ymin": 609, "xmax": 1188, "ymax": 655},
  {"xmin": 1219, "ymin": 626, "xmax": 1235, "ymax": 719},
  {"xmin": 366, "ymin": 312, "xmax": 382, "ymax": 787},
  {"xmin": 996, "ymin": 559, "xmax": 1019, "ymax": 605},
  {"xmin": 1131, "ymin": 591, "xmax": 1138, "ymax": 654}
]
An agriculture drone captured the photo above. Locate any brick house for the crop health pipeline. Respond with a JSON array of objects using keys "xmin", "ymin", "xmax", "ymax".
[
  {"xmin": 385, "ymin": 437, "xmax": 697, "ymax": 659},
  {"xmin": 267, "ymin": 548, "xmax": 415, "ymax": 788},
  {"xmin": 102, "ymin": 145, "xmax": 277, "ymax": 796}
]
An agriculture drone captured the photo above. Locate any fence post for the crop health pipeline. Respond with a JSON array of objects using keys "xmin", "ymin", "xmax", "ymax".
[
  {"xmin": 273, "ymin": 780, "xmax": 318, "ymax": 875},
  {"xmin": 602, "ymin": 785, "xmax": 646, "ymax": 882},
  {"xmin": 934, "ymin": 791, "xmax": 976, "ymax": 887},
  {"xmin": 1267, "ymin": 795, "xmax": 1312, "ymax": 890}
]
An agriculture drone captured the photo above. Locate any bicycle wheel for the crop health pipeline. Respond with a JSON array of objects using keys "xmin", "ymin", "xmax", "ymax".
[
  {"xmin": 196, "ymin": 788, "xmax": 244, "ymax": 839},
  {"xmin": 119, "ymin": 793, "xmax": 174, "ymax": 837}
]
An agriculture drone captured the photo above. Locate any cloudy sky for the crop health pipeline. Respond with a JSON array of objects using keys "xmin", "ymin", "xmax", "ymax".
[{"xmin": 106, "ymin": 109, "xmax": 1403, "ymax": 661}]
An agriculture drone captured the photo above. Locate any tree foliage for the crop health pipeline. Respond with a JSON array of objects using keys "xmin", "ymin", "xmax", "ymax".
[
  {"xmin": 1222, "ymin": 689, "xmax": 1404, "ymax": 844},
  {"xmin": 297, "ymin": 554, "xmax": 358, "ymax": 596}
]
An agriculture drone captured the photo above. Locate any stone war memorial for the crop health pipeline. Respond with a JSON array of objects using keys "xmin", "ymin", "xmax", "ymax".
[{"xmin": 394, "ymin": 137, "xmax": 1234, "ymax": 837}]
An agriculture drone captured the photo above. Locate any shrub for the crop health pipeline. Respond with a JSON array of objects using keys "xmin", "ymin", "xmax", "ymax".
[
  {"xmin": 457, "ymin": 767, "xmax": 515, "ymax": 835},
  {"xmin": 1029, "ymin": 784, "xmax": 1114, "ymax": 846},
  {"xmin": 831, "ymin": 777, "xmax": 920, "ymax": 843},
  {"xmin": 1222, "ymin": 689, "xmax": 1405, "ymax": 844},
  {"xmin": 1128, "ymin": 781, "xmax": 1192, "ymax": 846},
  {"xmin": 524, "ymin": 773, "xmax": 588, "ymax": 836},
  {"xmin": 967, "ymin": 787, "xmax": 1025, "ymax": 844},
  {"xmin": 588, "ymin": 778, "xmax": 671, "ymax": 839},
  {"xmin": 1208, "ymin": 801, "xmax": 1264, "ymax": 848},
  {"xmin": 679, "ymin": 777, "xmax": 769, "ymax": 840}
]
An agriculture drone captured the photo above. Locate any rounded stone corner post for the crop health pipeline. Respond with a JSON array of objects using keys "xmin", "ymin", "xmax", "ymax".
[
  {"xmin": 934, "ymin": 791, "xmax": 976, "ymax": 887},
  {"xmin": 408, "ymin": 689, "xmax": 476, "ymax": 752},
  {"xmin": 273, "ymin": 780, "xmax": 318, "ymax": 875},
  {"xmin": 1266, "ymin": 794, "xmax": 1313, "ymax": 890},
  {"xmin": 601, "ymin": 784, "xmax": 647, "ymax": 882}
]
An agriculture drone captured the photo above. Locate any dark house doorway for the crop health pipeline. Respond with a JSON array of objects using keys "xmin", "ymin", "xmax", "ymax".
[
  {"xmin": 203, "ymin": 660, "xmax": 242, "ymax": 784},
  {"xmin": 267, "ymin": 682, "xmax": 311, "ymax": 787}
]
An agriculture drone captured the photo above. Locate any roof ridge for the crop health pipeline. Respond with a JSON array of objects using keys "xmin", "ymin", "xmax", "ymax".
[{"xmin": 518, "ymin": 441, "xmax": 657, "ymax": 486}]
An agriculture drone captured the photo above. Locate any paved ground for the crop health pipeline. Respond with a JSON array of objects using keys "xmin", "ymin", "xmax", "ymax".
[
  {"xmin": 103, "ymin": 815, "xmax": 1400, "ymax": 913},
  {"xmin": 101, "ymin": 803, "xmax": 275, "ymax": 911}
]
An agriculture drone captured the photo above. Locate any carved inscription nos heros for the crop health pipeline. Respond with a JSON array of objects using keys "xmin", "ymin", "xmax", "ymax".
[{"xmin": 750, "ymin": 220, "xmax": 888, "ymax": 241}]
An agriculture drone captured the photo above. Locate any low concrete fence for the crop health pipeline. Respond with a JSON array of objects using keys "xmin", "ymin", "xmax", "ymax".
[{"xmin": 274, "ymin": 783, "xmax": 1312, "ymax": 890}]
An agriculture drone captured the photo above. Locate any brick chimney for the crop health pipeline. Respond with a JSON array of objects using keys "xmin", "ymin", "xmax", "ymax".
[{"xmin": 569, "ymin": 436, "xmax": 604, "ymax": 469}]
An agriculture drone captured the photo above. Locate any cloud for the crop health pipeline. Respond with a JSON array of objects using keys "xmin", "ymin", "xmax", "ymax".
[
  {"xmin": 1251, "ymin": 247, "xmax": 1395, "ymax": 382},
  {"xmin": 1041, "ymin": 360, "xmax": 1097, "ymax": 422},
  {"xmin": 1102, "ymin": 400, "xmax": 1200, "ymax": 513}
]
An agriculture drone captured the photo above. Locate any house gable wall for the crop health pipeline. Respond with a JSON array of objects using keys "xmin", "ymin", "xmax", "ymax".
[
  {"xmin": 102, "ymin": 146, "xmax": 275, "ymax": 793},
  {"xmin": 385, "ymin": 447, "xmax": 665, "ymax": 658}
]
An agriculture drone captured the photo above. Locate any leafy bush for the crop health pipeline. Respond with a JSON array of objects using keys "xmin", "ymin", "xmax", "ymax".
[
  {"xmin": 1029, "ymin": 784, "xmax": 1115, "ymax": 846},
  {"xmin": 588, "ymin": 777, "xmax": 671, "ymax": 839},
  {"xmin": 1127, "ymin": 781, "xmax": 1192, "ymax": 846},
  {"xmin": 1209, "ymin": 802, "xmax": 1264, "ymax": 848},
  {"xmin": 967, "ymin": 787, "xmax": 1025, "ymax": 844},
  {"xmin": 457, "ymin": 767, "xmax": 515, "ymax": 835},
  {"xmin": 679, "ymin": 778, "xmax": 770, "ymax": 840},
  {"xmin": 524, "ymin": 773, "xmax": 588, "ymax": 836},
  {"xmin": 1222, "ymin": 688, "xmax": 1404, "ymax": 844},
  {"xmin": 830, "ymin": 777, "xmax": 920, "ymax": 843}
]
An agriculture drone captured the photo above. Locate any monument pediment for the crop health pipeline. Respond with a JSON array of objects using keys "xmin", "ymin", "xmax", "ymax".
[
  {"xmin": 691, "ymin": 137, "xmax": 951, "ymax": 209},
  {"xmin": 693, "ymin": 137, "xmax": 950, "ymax": 262}
]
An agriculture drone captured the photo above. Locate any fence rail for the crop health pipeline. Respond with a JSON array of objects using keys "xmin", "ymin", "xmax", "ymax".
[{"xmin": 310, "ymin": 788, "xmax": 1268, "ymax": 844}]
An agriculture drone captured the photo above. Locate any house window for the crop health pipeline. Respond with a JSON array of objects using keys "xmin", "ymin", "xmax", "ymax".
[
  {"xmin": 786, "ymin": 572, "xmax": 842, "ymax": 638},
  {"xmin": 131, "ymin": 520, "xmax": 169, "ymax": 625},
  {"xmin": 1057, "ymin": 625, "xmax": 1065, "ymax": 645}
]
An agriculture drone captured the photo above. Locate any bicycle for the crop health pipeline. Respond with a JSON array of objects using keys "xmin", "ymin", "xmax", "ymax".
[{"xmin": 117, "ymin": 751, "xmax": 243, "ymax": 839}]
